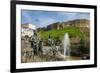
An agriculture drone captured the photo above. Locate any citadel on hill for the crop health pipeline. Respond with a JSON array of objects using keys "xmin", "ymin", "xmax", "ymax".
[
  {"xmin": 46, "ymin": 19, "xmax": 90, "ymax": 30},
  {"xmin": 21, "ymin": 19, "xmax": 90, "ymax": 38}
]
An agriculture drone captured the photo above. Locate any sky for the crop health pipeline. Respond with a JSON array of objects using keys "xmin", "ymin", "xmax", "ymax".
[{"xmin": 21, "ymin": 10, "xmax": 90, "ymax": 28}]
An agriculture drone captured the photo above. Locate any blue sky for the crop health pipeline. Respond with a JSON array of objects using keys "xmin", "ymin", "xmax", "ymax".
[{"xmin": 21, "ymin": 10, "xmax": 90, "ymax": 28}]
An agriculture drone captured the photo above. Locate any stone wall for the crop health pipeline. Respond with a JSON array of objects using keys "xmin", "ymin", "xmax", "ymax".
[{"xmin": 46, "ymin": 19, "xmax": 90, "ymax": 30}]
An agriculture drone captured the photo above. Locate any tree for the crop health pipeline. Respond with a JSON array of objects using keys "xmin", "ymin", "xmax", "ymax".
[{"xmin": 79, "ymin": 38, "xmax": 90, "ymax": 55}]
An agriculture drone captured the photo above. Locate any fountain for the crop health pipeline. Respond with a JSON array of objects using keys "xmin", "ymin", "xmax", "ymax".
[{"xmin": 63, "ymin": 33, "xmax": 70, "ymax": 59}]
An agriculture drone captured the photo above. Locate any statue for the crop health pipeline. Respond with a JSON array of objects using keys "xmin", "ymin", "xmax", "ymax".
[
  {"xmin": 38, "ymin": 40, "xmax": 43, "ymax": 55},
  {"xmin": 47, "ymin": 35, "xmax": 58, "ymax": 56},
  {"xmin": 30, "ymin": 30, "xmax": 39, "ymax": 55},
  {"xmin": 30, "ymin": 30, "xmax": 43, "ymax": 56}
]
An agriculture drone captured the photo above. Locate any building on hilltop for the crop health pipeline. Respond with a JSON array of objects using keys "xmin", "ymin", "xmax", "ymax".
[
  {"xmin": 21, "ymin": 24, "xmax": 36, "ymax": 38},
  {"xmin": 66, "ymin": 19, "xmax": 90, "ymax": 28},
  {"xmin": 46, "ymin": 19, "xmax": 90, "ymax": 30}
]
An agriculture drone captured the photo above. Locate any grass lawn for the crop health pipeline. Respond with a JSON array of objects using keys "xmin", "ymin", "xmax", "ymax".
[{"xmin": 38, "ymin": 27, "xmax": 88, "ymax": 41}]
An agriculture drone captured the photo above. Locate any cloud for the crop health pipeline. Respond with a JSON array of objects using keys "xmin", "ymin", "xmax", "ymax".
[
  {"xmin": 55, "ymin": 12, "xmax": 90, "ymax": 21},
  {"xmin": 33, "ymin": 16, "xmax": 56, "ymax": 27},
  {"xmin": 21, "ymin": 10, "xmax": 33, "ymax": 24},
  {"xmin": 21, "ymin": 10, "xmax": 90, "ymax": 28}
]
